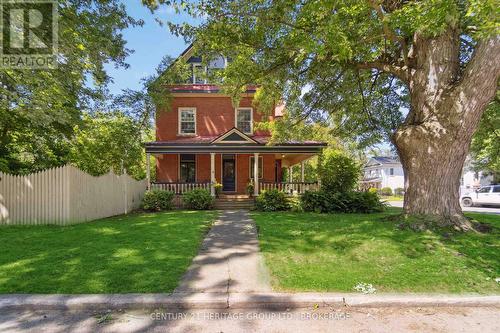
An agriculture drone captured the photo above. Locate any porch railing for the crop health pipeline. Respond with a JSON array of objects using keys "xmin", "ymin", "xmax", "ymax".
[
  {"xmin": 151, "ymin": 182, "xmax": 211, "ymax": 194},
  {"xmin": 259, "ymin": 181, "xmax": 320, "ymax": 195}
]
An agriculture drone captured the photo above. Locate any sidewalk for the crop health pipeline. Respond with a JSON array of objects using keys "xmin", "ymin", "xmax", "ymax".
[{"xmin": 174, "ymin": 210, "xmax": 271, "ymax": 294}]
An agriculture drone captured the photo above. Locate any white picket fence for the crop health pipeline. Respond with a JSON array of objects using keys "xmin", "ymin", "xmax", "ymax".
[{"xmin": 0, "ymin": 165, "xmax": 147, "ymax": 225}]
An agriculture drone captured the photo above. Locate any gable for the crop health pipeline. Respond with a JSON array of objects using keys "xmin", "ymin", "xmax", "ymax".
[
  {"xmin": 211, "ymin": 128, "xmax": 258, "ymax": 144},
  {"xmin": 221, "ymin": 132, "xmax": 250, "ymax": 142}
]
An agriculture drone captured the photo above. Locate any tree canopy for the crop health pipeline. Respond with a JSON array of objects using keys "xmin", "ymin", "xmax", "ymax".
[
  {"xmin": 470, "ymin": 100, "xmax": 500, "ymax": 181},
  {"xmin": 69, "ymin": 112, "xmax": 150, "ymax": 180},
  {"xmin": 146, "ymin": 0, "xmax": 498, "ymax": 146},
  {"xmin": 0, "ymin": 0, "xmax": 141, "ymax": 174}
]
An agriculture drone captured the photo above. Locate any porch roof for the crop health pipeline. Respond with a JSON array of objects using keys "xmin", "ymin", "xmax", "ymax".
[{"xmin": 144, "ymin": 137, "xmax": 326, "ymax": 154}]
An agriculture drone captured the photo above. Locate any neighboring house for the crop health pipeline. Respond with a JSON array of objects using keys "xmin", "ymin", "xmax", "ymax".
[
  {"xmin": 144, "ymin": 44, "xmax": 326, "ymax": 196},
  {"xmin": 460, "ymin": 163, "xmax": 494, "ymax": 194},
  {"xmin": 360, "ymin": 156, "xmax": 404, "ymax": 192},
  {"xmin": 361, "ymin": 156, "xmax": 494, "ymax": 195}
]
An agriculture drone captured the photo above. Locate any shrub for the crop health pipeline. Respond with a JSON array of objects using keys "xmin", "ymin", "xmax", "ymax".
[
  {"xmin": 318, "ymin": 149, "xmax": 360, "ymax": 194},
  {"xmin": 300, "ymin": 190, "xmax": 385, "ymax": 214},
  {"xmin": 394, "ymin": 187, "xmax": 405, "ymax": 196},
  {"xmin": 255, "ymin": 189, "xmax": 290, "ymax": 211},
  {"xmin": 183, "ymin": 189, "xmax": 214, "ymax": 210},
  {"xmin": 141, "ymin": 189, "xmax": 175, "ymax": 211},
  {"xmin": 379, "ymin": 187, "xmax": 393, "ymax": 196},
  {"xmin": 368, "ymin": 187, "xmax": 378, "ymax": 194},
  {"xmin": 345, "ymin": 191, "xmax": 386, "ymax": 213},
  {"xmin": 288, "ymin": 197, "xmax": 303, "ymax": 212}
]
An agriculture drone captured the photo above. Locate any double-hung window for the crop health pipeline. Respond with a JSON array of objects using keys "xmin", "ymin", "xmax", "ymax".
[
  {"xmin": 179, "ymin": 108, "xmax": 196, "ymax": 135},
  {"xmin": 249, "ymin": 156, "xmax": 263, "ymax": 180},
  {"xmin": 180, "ymin": 154, "xmax": 196, "ymax": 183},
  {"xmin": 193, "ymin": 64, "xmax": 206, "ymax": 84},
  {"xmin": 236, "ymin": 108, "xmax": 252, "ymax": 134}
]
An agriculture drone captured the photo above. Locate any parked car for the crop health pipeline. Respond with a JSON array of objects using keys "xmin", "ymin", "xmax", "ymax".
[{"xmin": 461, "ymin": 185, "xmax": 500, "ymax": 207}]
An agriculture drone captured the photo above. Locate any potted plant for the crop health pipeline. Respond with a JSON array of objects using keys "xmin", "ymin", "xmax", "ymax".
[
  {"xmin": 214, "ymin": 183, "xmax": 223, "ymax": 198},
  {"xmin": 246, "ymin": 181, "xmax": 254, "ymax": 197}
]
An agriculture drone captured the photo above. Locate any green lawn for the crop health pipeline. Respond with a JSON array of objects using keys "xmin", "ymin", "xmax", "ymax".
[
  {"xmin": 380, "ymin": 195, "xmax": 404, "ymax": 201},
  {"xmin": 252, "ymin": 209, "xmax": 500, "ymax": 293},
  {"xmin": 0, "ymin": 211, "xmax": 217, "ymax": 294}
]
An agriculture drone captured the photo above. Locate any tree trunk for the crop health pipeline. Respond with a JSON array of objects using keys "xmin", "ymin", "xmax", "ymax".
[
  {"xmin": 391, "ymin": 31, "xmax": 500, "ymax": 230},
  {"xmin": 393, "ymin": 122, "xmax": 472, "ymax": 229}
]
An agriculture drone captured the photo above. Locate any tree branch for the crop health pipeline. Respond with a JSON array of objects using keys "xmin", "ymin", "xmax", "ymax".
[
  {"xmin": 453, "ymin": 35, "xmax": 500, "ymax": 125},
  {"xmin": 368, "ymin": 0, "xmax": 409, "ymax": 66},
  {"xmin": 351, "ymin": 61, "xmax": 409, "ymax": 82}
]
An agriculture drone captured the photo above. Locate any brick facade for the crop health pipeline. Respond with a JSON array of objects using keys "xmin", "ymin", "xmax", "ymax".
[
  {"xmin": 155, "ymin": 94, "xmax": 280, "ymax": 193},
  {"xmin": 156, "ymin": 96, "xmax": 274, "ymax": 141}
]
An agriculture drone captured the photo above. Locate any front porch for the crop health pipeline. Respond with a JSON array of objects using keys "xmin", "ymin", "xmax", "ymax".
[
  {"xmin": 147, "ymin": 152, "xmax": 321, "ymax": 196},
  {"xmin": 145, "ymin": 127, "xmax": 326, "ymax": 196}
]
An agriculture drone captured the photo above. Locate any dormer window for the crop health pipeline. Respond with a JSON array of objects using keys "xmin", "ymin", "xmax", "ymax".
[
  {"xmin": 179, "ymin": 107, "xmax": 196, "ymax": 135},
  {"xmin": 193, "ymin": 64, "xmax": 206, "ymax": 84},
  {"xmin": 235, "ymin": 108, "xmax": 253, "ymax": 134}
]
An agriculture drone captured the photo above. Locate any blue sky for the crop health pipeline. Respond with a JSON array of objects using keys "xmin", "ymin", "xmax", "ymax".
[{"xmin": 104, "ymin": 2, "xmax": 196, "ymax": 95}]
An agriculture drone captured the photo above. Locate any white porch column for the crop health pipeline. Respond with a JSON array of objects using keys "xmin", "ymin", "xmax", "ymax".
[
  {"xmin": 301, "ymin": 161, "xmax": 305, "ymax": 182},
  {"xmin": 146, "ymin": 153, "xmax": 151, "ymax": 191},
  {"xmin": 288, "ymin": 166, "xmax": 293, "ymax": 182},
  {"xmin": 210, "ymin": 153, "xmax": 216, "ymax": 197},
  {"xmin": 254, "ymin": 153, "xmax": 259, "ymax": 196}
]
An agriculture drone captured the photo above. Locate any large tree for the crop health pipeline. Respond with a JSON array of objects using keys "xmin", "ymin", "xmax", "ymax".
[
  {"xmin": 69, "ymin": 112, "xmax": 150, "ymax": 180},
  {"xmin": 0, "ymin": 0, "xmax": 141, "ymax": 173},
  {"xmin": 148, "ymin": 0, "xmax": 500, "ymax": 229}
]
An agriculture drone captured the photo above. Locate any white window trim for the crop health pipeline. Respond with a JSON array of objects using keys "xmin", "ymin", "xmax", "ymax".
[
  {"xmin": 192, "ymin": 63, "xmax": 207, "ymax": 84},
  {"xmin": 235, "ymin": 107, "xmax": 253, "ymax": 135},
  {"xmin": 249, "ymin": 156, "xmax": 263, "ymax": 180},
  {"xmin": 178, "ymin": 107, "xmax": 197, "ymax": 136}
]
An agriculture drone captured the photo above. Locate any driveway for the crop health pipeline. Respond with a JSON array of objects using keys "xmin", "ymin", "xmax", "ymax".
[{"xmin": 387, "ymin": 201, "xmax": 500, "ymax": 214}]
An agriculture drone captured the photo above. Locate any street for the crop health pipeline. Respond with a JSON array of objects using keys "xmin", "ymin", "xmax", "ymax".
[{"xmin": 1, "ymin": 306, "xmax": 499, "ymax": 333}]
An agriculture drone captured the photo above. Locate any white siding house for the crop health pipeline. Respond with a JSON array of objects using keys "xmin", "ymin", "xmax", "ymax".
[
  {"xmin": 460, "ymin": 167, "xmax": 493, "ymax": 194},
  {"xmin": 361, "ymin": 156, "xmax": 494, "ymax": 195},
  {"xmin": 360, "ymin": 157, "xmax": 404, "ymax": 192}
]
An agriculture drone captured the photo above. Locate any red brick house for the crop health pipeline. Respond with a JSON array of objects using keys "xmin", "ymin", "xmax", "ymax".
[{"xmin": 145, "ymin": 45, "xmax": 326, "ymax": 197}]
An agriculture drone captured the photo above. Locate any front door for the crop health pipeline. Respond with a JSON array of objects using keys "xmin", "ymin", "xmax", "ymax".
[{"xmin": 222, "ymin": 156, "xmax": 236, "ymax": 192}]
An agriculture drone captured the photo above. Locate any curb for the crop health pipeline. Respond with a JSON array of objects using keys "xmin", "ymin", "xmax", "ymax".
[
  {"xmin": 1, "ymin": 293, "xmax": 499, "ymax": 311},
  {"xmin": 229, "ymin": 293, "xmax": 500, "ymax": 309}
]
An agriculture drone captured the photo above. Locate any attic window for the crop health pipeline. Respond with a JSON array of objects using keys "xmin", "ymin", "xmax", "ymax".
[
  {"xmin": 193, "ymin": 64, "xmax": 206, "ymax": 84},
  {"xmin": 236, "ymin": 108, "xmax": 253, "ymax": 134}
]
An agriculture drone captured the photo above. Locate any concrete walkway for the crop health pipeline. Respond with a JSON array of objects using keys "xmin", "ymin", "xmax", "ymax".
[{"xmin": 174, "ymin": 210, "xmax": 271, "ymax": 294}]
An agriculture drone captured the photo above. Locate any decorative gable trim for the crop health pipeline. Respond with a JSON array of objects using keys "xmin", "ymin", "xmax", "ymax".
[
  {"xmin": 211, "ymin": 127, "xmax": 258, "ymax": 144},
  {"xmin": 365, "ymin": 159, "xmax": 382, "ymax": 167}
]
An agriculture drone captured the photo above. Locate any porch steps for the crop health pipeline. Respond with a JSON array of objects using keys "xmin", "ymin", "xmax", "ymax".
[{"xmin": 214, "ymin": 197, "xmax": 255, "ymax": 210}]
